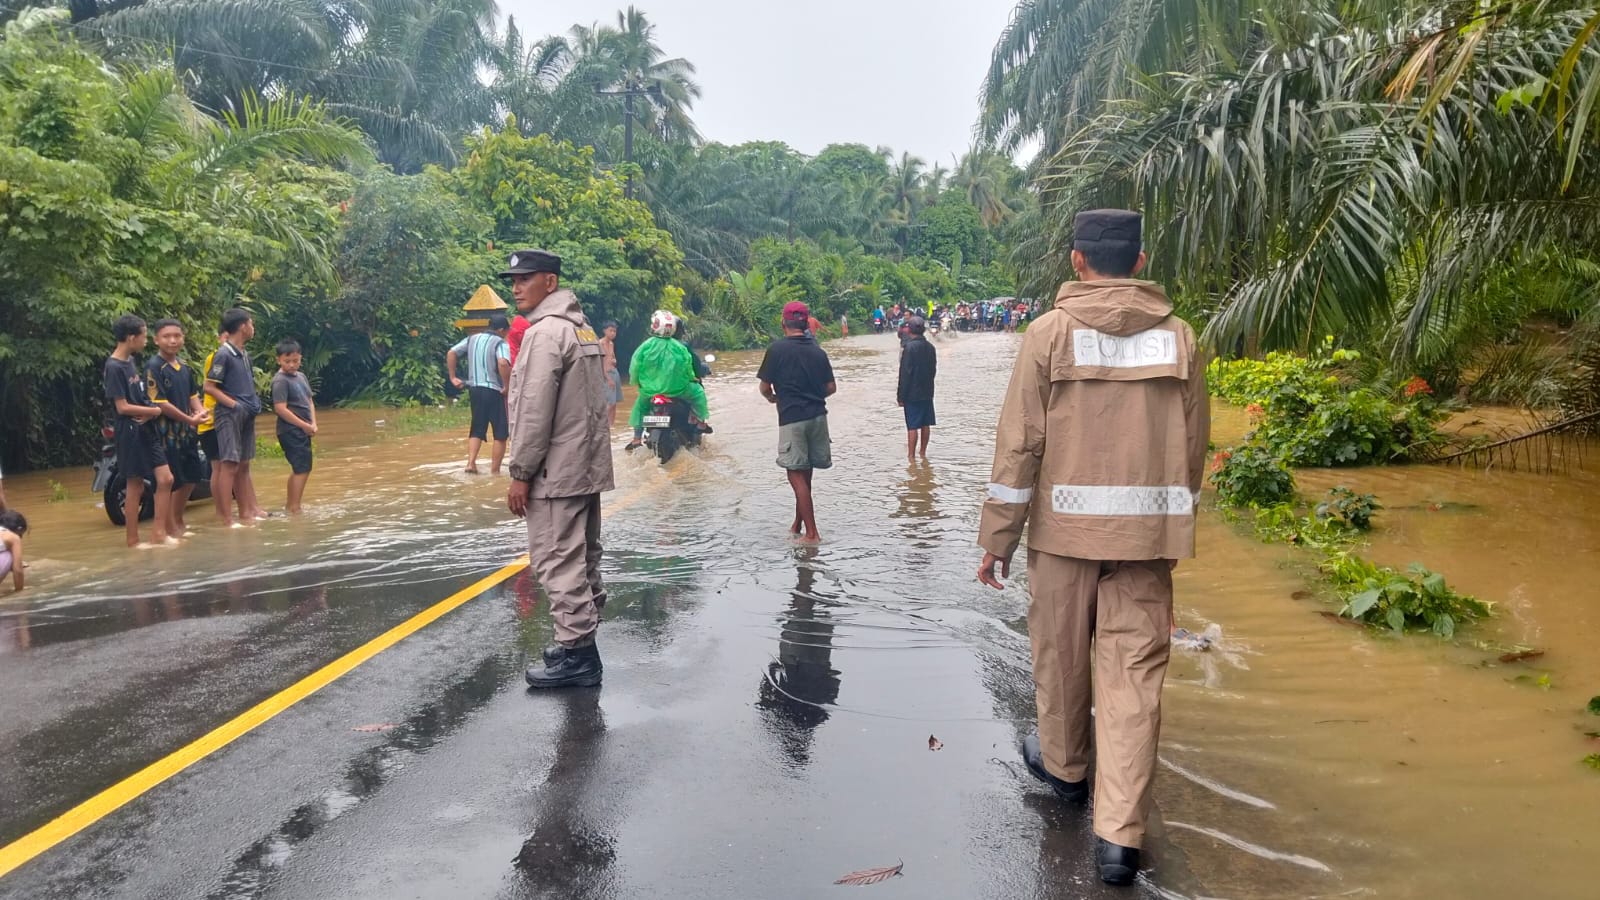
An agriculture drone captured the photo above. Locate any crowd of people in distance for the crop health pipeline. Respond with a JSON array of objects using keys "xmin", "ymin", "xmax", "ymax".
[{"xmin": 871, "ymin": 298, "xmax": 1042, "ymax": 337}]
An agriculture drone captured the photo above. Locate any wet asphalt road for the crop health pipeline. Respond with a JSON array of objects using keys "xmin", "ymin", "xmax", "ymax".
[{"xmin": 0, "ymin": 335, "xmax": 1186, "ymax": 899}]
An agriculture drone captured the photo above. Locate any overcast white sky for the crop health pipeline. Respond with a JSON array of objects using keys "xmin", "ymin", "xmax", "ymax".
[{"xmin": 497, "ymin": 0, "xmax": 1020, "ymax": 166}]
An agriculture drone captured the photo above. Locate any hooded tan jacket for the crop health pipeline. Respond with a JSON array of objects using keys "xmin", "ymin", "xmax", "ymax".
[
  {"xmin": 978, "ymin": 279, "xmax": 1209, "ymax": 562},
  {"xmin": 507, "ymin": 289, "xmax": 616, "ymax": 498}
]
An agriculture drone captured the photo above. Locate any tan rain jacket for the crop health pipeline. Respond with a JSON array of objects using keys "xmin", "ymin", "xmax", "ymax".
[
  {"xmin": 979, "ymin": 279, "xmax": 1210, "ymax": 562},
  {"xmin": 507, "ymin": 290, "xmax": 617, "ymax": 498}
]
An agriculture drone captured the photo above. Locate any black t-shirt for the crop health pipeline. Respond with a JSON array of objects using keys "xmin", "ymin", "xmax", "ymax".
[
  {"xmin": 207, "ymin": 342, "xmax": 259, "ymax": 413},
  {"xmin": 104, "ymin": 356, "xmax": 156, "ymax": 427},
  {"xmin": 757, "ymin": 334, "xmax": 835, "ymax": 426},
  {"xmin": 146, "ymin": 357, "xmax": 199, "ymax": 443}
]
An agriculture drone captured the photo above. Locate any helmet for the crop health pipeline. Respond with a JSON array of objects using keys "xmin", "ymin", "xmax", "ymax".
[{"xmin": 649, "ymin": 309, "xmax": 678, "ymax": 337}]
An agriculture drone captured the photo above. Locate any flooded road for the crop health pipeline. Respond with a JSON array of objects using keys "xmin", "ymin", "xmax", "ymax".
[{"xmin": 1, "ymin": 332, "xmax": 1597, "ymax": 898}]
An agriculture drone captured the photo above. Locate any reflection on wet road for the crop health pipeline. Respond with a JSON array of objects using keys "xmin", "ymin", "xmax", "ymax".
[{"xmin": 2, "ymin": 332, "xmax": 1598, "ymax": 899}]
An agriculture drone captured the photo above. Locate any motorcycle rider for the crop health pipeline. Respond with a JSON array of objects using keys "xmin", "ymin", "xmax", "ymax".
[{"xmin": 624, "ymin": 310, "xmax": 710, "ymax": 452}]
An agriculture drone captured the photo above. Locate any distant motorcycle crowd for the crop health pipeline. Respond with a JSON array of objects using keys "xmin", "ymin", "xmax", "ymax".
[{"xmin": 871, "ymin": 298, "xmax": 1041, "ymax": 337}]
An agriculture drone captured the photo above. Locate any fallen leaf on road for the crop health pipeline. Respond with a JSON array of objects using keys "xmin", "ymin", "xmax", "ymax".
[
  {"xmin": 928, "ymin": 735, "xmax": 942, "ymax": 751},
  {"xmin": 1291, "ymin": 590, "xmax": 1313, "ymax": 601},
  {"xmin": 834, "ymin": 861, "xmax": 903, "ymax": 885},
  {"xmin": 352, "ymin": 723, "xmax": 398, "ymax": 732},
  {"xmin": 1498, "ymin": 649, "xmax": 1545, "ymax": 664}
]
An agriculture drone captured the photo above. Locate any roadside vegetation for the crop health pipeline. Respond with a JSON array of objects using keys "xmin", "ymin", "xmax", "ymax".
[{"xmin": 0, "ymin": 3, "xmax": 1032, "ymax": 473}]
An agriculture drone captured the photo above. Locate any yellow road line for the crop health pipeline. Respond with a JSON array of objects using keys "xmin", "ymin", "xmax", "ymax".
[{"xmin": 0, "ymin": 556, "xmax": 530, "ymax": 880}]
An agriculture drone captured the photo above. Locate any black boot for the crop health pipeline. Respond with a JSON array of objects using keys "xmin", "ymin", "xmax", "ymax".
[
  {"xmin": 1021, "ymin": 732, "xmax": 1089, "ymax": 803},
  {"xmin": 542, "ymin": 644, "xmax": 565, "ymax": 664},
  {"xmin": 526, "ymin": 642, "xmax": 602, "ymax": 688},
  {"xmin": 1096, "ymin": 839, "xmax": 1140, "ymax": 886}
]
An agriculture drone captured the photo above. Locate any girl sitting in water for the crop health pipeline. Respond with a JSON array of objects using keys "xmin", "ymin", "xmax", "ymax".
[{"xmin": 0, "ymin": 510, "xmax": 26, "ymax": 593}]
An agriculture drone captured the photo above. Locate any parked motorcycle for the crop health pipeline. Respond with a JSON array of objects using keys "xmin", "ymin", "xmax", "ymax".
[{"xmin": 91, "ymin": 419, "xmax": 213, "ymax": 526}]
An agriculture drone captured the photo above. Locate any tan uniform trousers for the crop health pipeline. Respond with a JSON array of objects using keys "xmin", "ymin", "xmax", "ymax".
[
  {"xmin": 525, "ymin": 493, "xmax": 606, "ymax": 647},
  {"xmin": 1027, "ymin": 550, "xmax": 1173, "ymax": 848}
]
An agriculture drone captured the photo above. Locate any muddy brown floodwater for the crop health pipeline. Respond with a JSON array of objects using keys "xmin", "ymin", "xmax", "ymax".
[{"xmin": 2, "ymin": 332, "xmax": 1597, "ymax": 898}]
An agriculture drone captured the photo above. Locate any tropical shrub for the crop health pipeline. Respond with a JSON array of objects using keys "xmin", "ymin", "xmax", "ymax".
[
  {"xmin": 1250, "ymin": 503, "xmax": 1354, "ymax": 552},
  {"xmin": 1315, "ymin": 487, "xmax": 1381, "ymax": 531},
  {"xmin": 1210, "ymin": 444, "xmax": 1296, "ymax": 508},
  {"xmin": 1322, "ymin": 554, "xmax": 1491, "ymax": 637},
  {"xmin": 1208, "ymin": 348, "xmax": 1446, "ymax": 466}
]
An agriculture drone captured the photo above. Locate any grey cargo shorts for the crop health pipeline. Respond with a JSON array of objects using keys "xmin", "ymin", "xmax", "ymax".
[{"xmin": 776, "ymin": 414, "xmax": 831, "ymax": 470}]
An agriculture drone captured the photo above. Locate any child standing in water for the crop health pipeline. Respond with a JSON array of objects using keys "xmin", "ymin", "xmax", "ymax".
[
  {"xmin": 270, "ymin": 341, "xmax": 318, "ymax": 514},
  {"xmin": 0, "ymin": 510, "xmax": 25, "ymax": 593},
  {"xmin": 106, "ymin": 314, "xmax": 176, "ymax": 547}
]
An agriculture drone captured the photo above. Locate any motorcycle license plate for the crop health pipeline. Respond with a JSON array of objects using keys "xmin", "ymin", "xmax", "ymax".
[{"xmin": 642, "ymin": 416, "xmax": 671, "ymax": 427}]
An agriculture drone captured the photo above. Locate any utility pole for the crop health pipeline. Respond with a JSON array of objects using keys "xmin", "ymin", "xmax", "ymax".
[{"xmin": 596, "ymin": 81, "xmax": 662, "ymax": 201}]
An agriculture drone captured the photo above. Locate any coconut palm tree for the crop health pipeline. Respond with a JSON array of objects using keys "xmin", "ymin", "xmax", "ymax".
[
  {"xmin": 952, "ymin": 147, "xmax": 1021, "ymax": 228},
  {"xmin": 599, "ymin": 6, "xmax": 701, "ymax": 144},
  {"xmin": 67, "ymin": 0, "xmax": 497, "ymax": 169}
]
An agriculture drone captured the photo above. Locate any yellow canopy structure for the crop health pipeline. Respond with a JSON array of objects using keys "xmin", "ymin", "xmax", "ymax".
[{"xmin": 455, "ymin": 284, "xmax": 508, "ymax": 331}]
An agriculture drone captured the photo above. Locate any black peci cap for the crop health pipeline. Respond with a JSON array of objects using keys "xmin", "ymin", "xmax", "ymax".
[
  {"xmin": 499, "ymin": 249, "xmax": 562, "ymax": 278},
  {"xmin": 1072, "ymin": 209, "xmax": 1142, "ymax": 249}
]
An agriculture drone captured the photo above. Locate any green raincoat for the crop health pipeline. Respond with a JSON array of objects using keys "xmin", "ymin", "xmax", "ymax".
[{"xmin": 628, "ymin": 336, "xmax": 708, "ymax": 428}]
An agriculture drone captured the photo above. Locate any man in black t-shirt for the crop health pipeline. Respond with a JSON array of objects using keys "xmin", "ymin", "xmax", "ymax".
[
  {"xmin": 104, "ymin": 314, "xmax": 175, "ymax": 547},
  {"xmin": 757, "ymin": 301, "xmax": 837, "ymax": 542}
]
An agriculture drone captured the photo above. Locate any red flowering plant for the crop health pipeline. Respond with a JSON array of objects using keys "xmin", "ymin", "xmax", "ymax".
[{"xmin": 1210, "ymin": 444, "xmax": 1296, "ymax": 508}]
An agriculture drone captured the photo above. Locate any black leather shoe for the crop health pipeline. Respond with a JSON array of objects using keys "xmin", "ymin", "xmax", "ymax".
[
  {"xmin": 1096, "ymin": 839, "xmax": 1140, "ymax": 886},
  {"xmin": 542, "ymin": 644, "xmax": 565, "ymax": 664},
  {"xmin": 526, "ymin": 642, "xmax": 602, "ymax": 688},
  {"xmin": 1021, "ymin": 733, "xmax": 1089, "ymax": 803}
]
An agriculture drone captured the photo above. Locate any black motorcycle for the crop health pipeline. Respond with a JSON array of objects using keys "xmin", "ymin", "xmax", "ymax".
[
  {"xmin": 91, "ymin": 419, "xmax": 213, "ymax": 526},
  {"xmin": 641, "ymin": 395, "xmax": 706, "ymax": 464}
]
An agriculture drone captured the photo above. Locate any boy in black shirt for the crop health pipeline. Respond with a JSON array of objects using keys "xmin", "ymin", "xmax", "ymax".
[
  {"xmin": 104, "ymin": 314, "xmax": 175, "ymax": 547},
  {"xmin": 147, "ymin": 319, "xmax": 210, "ymax": 536}
]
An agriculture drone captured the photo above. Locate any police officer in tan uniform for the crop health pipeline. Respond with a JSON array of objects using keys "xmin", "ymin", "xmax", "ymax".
[
  {"xmin": 977, "ymin": 210, "xmax": 1209, "ymax": 885},
  {"xmin": 504, "ymin": 249, "xmax": 616, "ymax": 689}
]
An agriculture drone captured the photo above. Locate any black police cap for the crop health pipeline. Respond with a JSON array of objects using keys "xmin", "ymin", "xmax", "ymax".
[
  {"xmin": 1073, "ymin": 209, "xmax": 1142, "ymax": 248},
  {"xmin": 499, "ymin": 249, "xmax": 562, "ymax": 278}
]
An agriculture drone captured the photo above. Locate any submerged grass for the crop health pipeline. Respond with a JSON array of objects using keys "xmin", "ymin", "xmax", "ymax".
[{"xmin": 346, "ymin": 402, "xmax": 472, "ymax": 439}]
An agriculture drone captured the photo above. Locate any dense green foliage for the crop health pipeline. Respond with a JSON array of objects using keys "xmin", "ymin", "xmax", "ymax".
[
  {"xmin": 1208, "ymin": 348, "xmax": 1445, "ymax": 467},
  {"xmin": 0, "ymin": 13, "xmax": 366, "ymax": 467},
  {"xmin": 1209, "ymin": 446, "xmax": 1295, "ymax": 509},
  {"xmin": 0, "ymin": 5, "xmax": 1028, "ymax": 472},
  {"xmin": 985, "ymin": 0, "xmax": 1600, "ymax": 406}
]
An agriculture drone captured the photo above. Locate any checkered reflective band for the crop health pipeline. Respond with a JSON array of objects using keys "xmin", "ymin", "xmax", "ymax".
[{"xmin": 1051, "ymin": 485, "xmax": 1194, "ymax": 516}]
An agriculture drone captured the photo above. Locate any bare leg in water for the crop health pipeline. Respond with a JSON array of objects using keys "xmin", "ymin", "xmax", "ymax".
[{"xmin": 786, "ymin": 468, "xmax": 819, "ymax": 542}]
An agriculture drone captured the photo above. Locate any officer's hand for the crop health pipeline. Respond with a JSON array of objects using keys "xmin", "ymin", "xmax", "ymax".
[
  {"xmin": 978, "ymin": 552, "xmax": 1010, "ymax": 590},
  {"xmin": 450, "ymin": 376, "xmax": 465, "ymax": 389},
  {"xmin": 507, "ymin": 478, "xmax": 531, "ymax": 518}
]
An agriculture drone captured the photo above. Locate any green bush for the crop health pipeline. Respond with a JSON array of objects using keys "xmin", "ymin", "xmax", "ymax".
[
  {"xmin": 1210, "ymin": 444, "xmax": 1296, "ymax": 508},
  {"xmin": 1207, "ymin": 345, "xmax": 1446, "ymax": 467},
  {"xmin": 1321, "ymin": 554, "xmax": 1491, "ymax": 637},
  {"xmin": 1250, "ymin": 503, "xmax": 1354, "ymax": 551},
  {"xmin": 1315, "ymin": 487, "xmax": 1381, "ymax": 530}
]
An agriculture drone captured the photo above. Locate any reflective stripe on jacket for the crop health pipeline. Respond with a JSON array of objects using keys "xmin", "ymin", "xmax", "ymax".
[{"xmin": 979, "ymin": 279, "xmax": 1210, "ymax": 561}]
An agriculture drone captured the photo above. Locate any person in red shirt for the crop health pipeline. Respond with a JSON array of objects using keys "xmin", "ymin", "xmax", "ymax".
[{"xmin": 508, "ymin": 312, "xmax": 531, "ymax": 364}]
